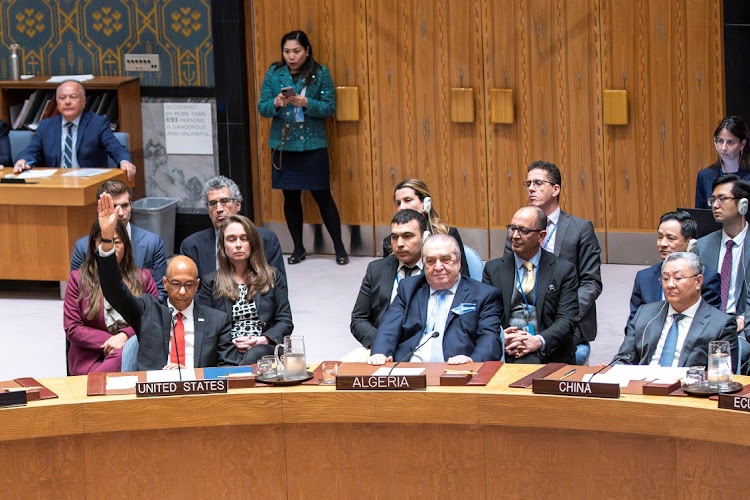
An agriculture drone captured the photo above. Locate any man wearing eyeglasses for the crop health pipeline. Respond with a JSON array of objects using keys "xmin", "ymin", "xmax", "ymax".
[
  {"xmin": 514, "ymin": 161, "xmax": 602, "ymax": 348},
  {"xmin": 180, "ymin": 176, "xmax": 285, "ymax": 280},
  {"xmin": 97, "ymin": 193, "xmax": 235, "ymax": 370},
  {"xmin": 485, "ymin": 206, "xmax": 579, "ymax": 363},
  {"xmin": 615, "ymin": 252, "xmax": 737, "ymax": 367}
]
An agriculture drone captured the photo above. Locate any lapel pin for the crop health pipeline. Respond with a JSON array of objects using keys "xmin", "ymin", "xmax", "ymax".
[
  {"xmin": 547, "ymin": 284, "xmax": 555, "ymax": 293},
  {"xmin": 198, "ymin": 318, "xmax": 205, "ymax": 322}
]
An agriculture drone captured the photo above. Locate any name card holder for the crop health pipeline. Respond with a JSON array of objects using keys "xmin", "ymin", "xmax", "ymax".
[
  {"xmin": 718, "ymin": 392, "xmax": 750, "ymax": 412},
  {"xmin": 532, "ymin": 378, "xmax": 620, "ymax": 398},
  {"xmin": 136, "ymin": 379, "xmax": 228, "ymax": 398},
  {"xmin": 336, "ymin": 375, "xmax": 427, "ymax": 391},
  {"xmin": 0, "ymin": 390, "xmax": 27, "ymax": 408}
]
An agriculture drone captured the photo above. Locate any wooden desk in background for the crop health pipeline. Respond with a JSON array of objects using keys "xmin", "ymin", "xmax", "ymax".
[
  {"xmin": 0, "ymin": 364, "xmax": 748, "ymax": 498},
  {"xmin": 0, "ymin": 168, "xmax": 125, "ymax": 281}
]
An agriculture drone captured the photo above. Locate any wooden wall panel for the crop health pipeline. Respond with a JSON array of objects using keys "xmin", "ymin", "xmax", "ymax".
[
  {"xmin": 602, "ymin": 0, "xmax": 724, "ymax": 231},
  {"xmin": 484, "ymin": 0, "xmax": 605, "ymax": 251},
  {"xmin": 368, "ymin": 0, "xmax": 487, "ymax": 228},
  {"xmin": 250, "ymin": 0, "xmax": 371, "ymax": 226}
]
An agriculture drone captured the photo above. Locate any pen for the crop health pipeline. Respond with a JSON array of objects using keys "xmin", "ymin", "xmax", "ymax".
[{"xmin": 560, "ymin": 369, "xmax": 576, "ymax": 380}]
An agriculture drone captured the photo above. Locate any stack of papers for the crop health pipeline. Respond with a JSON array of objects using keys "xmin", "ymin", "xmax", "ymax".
[
  {"xmin": 61, "ymin": 168, "xmax": 110, "ymax": 177},
  {"xmin": 17, "ymin": 169, "xmax": 56, "ymax": 179},
  {"xmin": 583, "ymin": 365, "xmax": 689, "ymax": 387}
]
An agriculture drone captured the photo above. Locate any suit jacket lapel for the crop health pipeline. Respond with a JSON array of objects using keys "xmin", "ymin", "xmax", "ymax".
[
  {"xmin": 647, "ymin": 264, "xmax": 662, "ymax": 302},
  {"xmin": 161, "ymin": 306, "xmax": 173, "ymax": 357},
  {"xmin": 553, "ymin": 212, "xmax": 571, "ymax": 257},
  {"xmin": 52, "ymin": 115, "xmax": 63, "ymax": 166},
  {"xmin": 705, "ymin": 232, "xmax": 722, "ymax": 271},
  {"xmin": 501, "ymin": 257, "xmax": 516, "ymax": 319},
  {"xmin": 736, "ymin": 236, "xmax": 750, "ymax": 307},
  {"xmin": 193, "ymin": 305, "xmax": 205, "ymax": 365},
  {"xmin": 381, "ymin": 256, "xmax": 399, "ymax": 305},
  {"xmin": 75, "ymin": 112, "xmax": 92, "ymax": 154},
  {"xmin": 535, "ymin": 252, "xmax": 553, "ymax": 322},
  {"xmin": 643, "ymin": 305, "xmax": 670, "ymax": 363},
  {"xmin": 130, "ymin": 226, "xmax": 145, "ymax": 266},
  {"xmin": 678, "ymin": 302, "xmax": 709, "ymax": 366},
  {"xmin": 417, "ymin": 282, "xmax": 430, "ymax": 327}
]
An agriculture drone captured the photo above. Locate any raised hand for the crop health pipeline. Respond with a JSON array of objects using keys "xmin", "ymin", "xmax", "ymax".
[{"xmin": 97, "ymin": 192, "xmax": 120, "ymax": 240}]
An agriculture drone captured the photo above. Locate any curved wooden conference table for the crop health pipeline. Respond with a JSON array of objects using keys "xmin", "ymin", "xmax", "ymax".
[{"xmin": 1, "ymin": 364, "xmax": 749, "ymax": 498}]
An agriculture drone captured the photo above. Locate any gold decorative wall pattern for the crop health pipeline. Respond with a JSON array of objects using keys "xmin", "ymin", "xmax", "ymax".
[{"xmin": 0, "ymin": 0, "xmax": 214, "ymax": 87}]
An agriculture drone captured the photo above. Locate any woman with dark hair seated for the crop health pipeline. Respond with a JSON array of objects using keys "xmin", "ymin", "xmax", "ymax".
[
  {"xmin": 695, "ymin": 116, "xmax": 750, "ymax": 208},
  {"xmin": 383, "ymin": 178, "xmax": 470, "ymax": 275},
  {"xmin": 197, "ymin": 214, "xmax": 293, "ymax": 365},
  {"xmin": 63, "ymin": 219, "xmax": 158, "ymax": 375}
]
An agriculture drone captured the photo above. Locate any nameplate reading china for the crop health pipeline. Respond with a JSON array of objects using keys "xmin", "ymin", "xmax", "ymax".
[
  {"xmin": 718, "ymin": 393, "xmax": 750, "ymax": 412},
  {"xmin": 532, "ymin": 378, "xmax": 620, "ymax": 398},
  {"xmin": 135, "ymin": 379, "xmax": 227, "ymax": 398},
  {"xmin": 336, "ymin": 375, "xmax": 427, "ymax": 391}
]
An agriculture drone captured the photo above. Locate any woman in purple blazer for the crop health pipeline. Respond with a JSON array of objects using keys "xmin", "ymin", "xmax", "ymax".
[{"xmin": 64, "ymin": 219, "xmax": 158, "ymax": 375}]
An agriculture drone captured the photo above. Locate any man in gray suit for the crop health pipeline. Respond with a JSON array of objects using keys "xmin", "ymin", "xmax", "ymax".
[
  {"xmin": 97, "ymin": 193, "xmax": 235, "ymax": 370},
  {"xmin": 516, "ymin": 161, "xmax": 602, "ymax": 344},
  {"xmin": 350, "ymin": 210, "xmax": 427, "ymax": 348},
  {"xmin": 615, "ymin": 252, "xmax": 737, "ymax": 367}
]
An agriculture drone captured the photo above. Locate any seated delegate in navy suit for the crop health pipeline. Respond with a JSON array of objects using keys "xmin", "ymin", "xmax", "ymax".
[
  {"xmin": 616, "ymin": 252, "xmax": 738, "ymax": 368},
  {"xmin": 695, "ymin": 116, "xmax": 750, "ymax": 209},
  {"xmin": 368, "ymin": 234, "xmax": 503, "ymax": 366},
  {"xmin": 180, "ymin": 175, "xmax": 285, "ymax": 280},
  {"xmin": 97, "ymin": 193, "xmax": 234, "ymax": 370},
  {"xmin": 196, "ymin": 215, "xmax": 293, "ymax": 365},
  {"xmin": 628, "ymin": 211, "xmax": 721, "ymax": 328},
  {"xmin": 70, "ymin": 180, "xmax": 167, "ymax": 302},
  {"xmin": 0, "ymin": 119, "xmax": 10, "ymax": 166},
  {"xmin": 13, "ymin": 80, "xmax": 136, "ymax": 181}
]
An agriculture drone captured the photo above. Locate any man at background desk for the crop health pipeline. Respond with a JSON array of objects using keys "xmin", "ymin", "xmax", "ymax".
[
  {"xmin": 616, "ymin": 252, "xmax": 737, "ymax": 367},
  {"xmin": 368, "ymin": 234, "xmax": 502, "ymax": 365},
  {"xmin": 13, "ymin": 80, "xmax": 136, "ymax": 181}
]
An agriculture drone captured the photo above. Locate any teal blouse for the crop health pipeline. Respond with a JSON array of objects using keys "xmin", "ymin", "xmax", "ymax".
[{"xmin": 258, "ymin": 64, "xmax": 336, "ymax": 152}]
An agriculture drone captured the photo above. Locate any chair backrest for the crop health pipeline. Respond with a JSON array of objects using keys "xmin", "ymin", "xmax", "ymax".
[
  {"xmin": 463, "ymin": 245, "xmax": 485, "ymax": 281},
  {"xmin": 108, "ymin": 132, "xmax": 130, "ymax": 168},
  {"xmin": 9, "ymin": 130, "xmax": 33, "ymax": 163}
]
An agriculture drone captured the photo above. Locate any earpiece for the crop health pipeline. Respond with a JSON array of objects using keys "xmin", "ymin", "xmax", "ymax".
[
  {"xmin": 422, "ymin": 230, "xmax": 431, "ymax": 242},
  {"xmin": 423, "ymin": 197, "xmax": 432, "ymax": 214},
  {"xmin": 739, "ymin": 198, "xmax": 748, "ymax": 216},
  {"xmin": 687, "ymin": 239, "xmax": 698, "ymax": 253}
]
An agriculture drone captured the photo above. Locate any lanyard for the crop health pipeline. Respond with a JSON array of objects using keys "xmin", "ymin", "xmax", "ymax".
[
  {"xmin": 542, "ymin": 222, "xmax": 557, "ymax": 251},
  {"xmin": 515, "ymin": 265, "xmax": 539, "ymax": 322}
]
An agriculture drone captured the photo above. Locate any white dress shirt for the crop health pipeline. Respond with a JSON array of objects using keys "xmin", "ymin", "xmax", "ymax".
[{"xmin": 649, "ymin": 299, "xmax": 700, "ymax": 367}]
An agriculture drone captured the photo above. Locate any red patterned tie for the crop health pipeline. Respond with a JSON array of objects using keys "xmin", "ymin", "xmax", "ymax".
[
  {"xmin": 170, "ymin": 312, "xmax": 185, "ymax": 365},
  {"xmin": 720, "ymin": 240, "xmax": 734, "ymax": 312}
]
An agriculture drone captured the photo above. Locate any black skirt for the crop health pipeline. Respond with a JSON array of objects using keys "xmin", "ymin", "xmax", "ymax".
[{"xmin": 271, "ymin": 147, "xmax": 330, "ymax": 191}]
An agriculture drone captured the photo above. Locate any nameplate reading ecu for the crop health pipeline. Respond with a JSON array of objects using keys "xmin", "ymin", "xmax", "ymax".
[
  {"xmin": 532, "ymin": 378, "xmax": 620, "ymax": 398},
  {"xmin": 718, "ymin": 393, "xmax": 750, "ymax": 412},
  {"xmin": 136, "ymin": 379, "xmax": 228, "ymax": 398},
  {"xmin": 336, "ymin": 375, "xmax": 427, "ymax": 391}
]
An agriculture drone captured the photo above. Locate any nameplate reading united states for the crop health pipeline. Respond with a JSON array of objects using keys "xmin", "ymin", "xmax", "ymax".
[
  {"xmin": 136, "ymin": 379, "xmax": 227, "ymax": 398},
  {"xmin": 532, "ymin": 378, "xmax": 620, "ymax": 398},
  {"xmin": 336, "ymin": 375, "xmax": 427, "ymax": 391},
  {"xmin": 718, "ymin": 393, "xmax": 750, "ymax": 412}
]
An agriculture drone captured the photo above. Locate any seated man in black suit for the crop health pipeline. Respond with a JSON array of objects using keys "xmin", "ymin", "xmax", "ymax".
[
  {"xmin": 180, "ymin": 175, "xmax": 285, "ymax": 280},
  {"xmin": 485, "ymin": 206, "xmax": 579, "ymax": 364},
  {"xmin": 616, "ymin": 252, "xmax": 738, "ymax": 367},
  {"xmin": 628, "ymin": 211, "xmax": 721, "ymax": 328},
  {"xmin": 351, "ymin": 209, "xmax": 427, "ymax": 348},
  {"xmin": 14, "ymin": 80, "xmax": 136, "ymax": 180},
  {"xmin": 368, "ymin": 234, "xmax": 503, "ymax": 365},
  {"xmin": 71, "ymin": 180, "xmax": 168, "ymax": 301},
  {"xmin": 97, "ymin": 193, "xmax": 235, "ymax": 370}
]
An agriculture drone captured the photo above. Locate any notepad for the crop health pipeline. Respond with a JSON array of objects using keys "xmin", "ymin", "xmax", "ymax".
[
  {"xmin": 106, "ymin": 375, "xmax": 138, "ymax": 391},
  {"xmin": 16, "ymin": 169, "xmax": 56, "ymax": 179},
  {"xmin": 372, "ymin": 367, "xmax": 425, "ymax": 376},
  {"xmin": 146, "ymin": 369, "xmax": 197, "ymax": 382},
  {"xmin": 61, "ymin": 168, "xmax": 110, "ymax": 177}
]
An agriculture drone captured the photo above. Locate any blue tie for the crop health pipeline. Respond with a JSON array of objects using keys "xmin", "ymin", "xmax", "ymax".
[
  {"xmin": 658, "ymin": 313, "xmax": 684, "ymax": 367},
  {"xmin": 62, "ymin": 122, "xmax": 74, "ymax": 168},
  {"xmin": 428, "ymin": 290, "xmax": 448, "ymax": 361}
]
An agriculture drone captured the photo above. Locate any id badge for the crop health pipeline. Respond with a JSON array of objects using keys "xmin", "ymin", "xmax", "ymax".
[
  {"xmin": 522, "ymin": 324, "xmax": 536, "ymax": 336},
  {"xmin": 293, "ymin": 106, "xmax": 305, "ymax": 122}
]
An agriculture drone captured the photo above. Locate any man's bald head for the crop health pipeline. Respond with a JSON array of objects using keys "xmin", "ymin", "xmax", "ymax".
[{"xmin": 166, "ymin": 255, "xmax": 199, "ymax": 280}]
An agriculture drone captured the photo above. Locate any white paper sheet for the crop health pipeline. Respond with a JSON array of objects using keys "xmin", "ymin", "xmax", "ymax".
[
  {"xmin": 146, "ymin": 369, "xmax": 197, "ymax": 382},
  {"xmin": 372, "ymin": 367, "xmax": 425, "ymax": 376},
  {"xmin": 105, "ymin": 375, "xmax": 138, "ymax": 391},
  {"xmin": 61, "ymin": 168, "xmax": 110, "ymax": 177},
  {"xmin": 583, "ymin": 365, "xmax": 688, "ymax": 387},
  {"xmin": 46, "ymin": 74, "xmax": 94, "ymax": 83},
  {"xmin": 16, "ymin": 169, "xmax": 57, "ymax": 179}
]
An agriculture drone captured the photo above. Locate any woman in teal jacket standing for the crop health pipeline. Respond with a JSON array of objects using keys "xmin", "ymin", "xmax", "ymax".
[{"xmin": 258, "ymin": 30, "xmax": 349, "ymax": 265}]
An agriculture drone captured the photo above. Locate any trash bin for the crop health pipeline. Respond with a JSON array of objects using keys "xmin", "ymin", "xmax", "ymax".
[{"xmin": 130, "ymin": 197, "xmax": 179, "ymax": 258}]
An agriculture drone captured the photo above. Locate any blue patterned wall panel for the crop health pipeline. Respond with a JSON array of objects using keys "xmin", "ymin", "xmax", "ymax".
[{"xmin": 0, "ymin": 0, "xmax": 214, "ymax": 87}]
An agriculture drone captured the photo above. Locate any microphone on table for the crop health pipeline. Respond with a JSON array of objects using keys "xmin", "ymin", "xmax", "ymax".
[
  {"xmin": 168, "ymin": 306, "xmax": 183, "ymax": 381},
  {"xmin": 388, "ymin": 331, "xmax": 440, "ymax": 376},
  {"xmin": 589, "ymin": 354, "xmax": 633, "ymax": 381}
]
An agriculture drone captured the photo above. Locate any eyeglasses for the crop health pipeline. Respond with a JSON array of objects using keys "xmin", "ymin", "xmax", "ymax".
[
  {"xmin": 206, "ymin": 198, "xmax": 235, "ymax": 208},
  {"xmin": 522, "ymin": 179, "xmax": 555, "ymax": 189},
  {"xmin": 659, "ymin": 274, "xmax": 700, "ymax": 285},
  {"xmin": 707, "ymin": 195, "xmax": 738, "ymax": 207},
  {"xmin": 506, "ymin": 225, "xmax": 544, "ymax": 237},
  {"xmin": 168, "ymin": 281, "xmax": 197, "ymax": 292}
]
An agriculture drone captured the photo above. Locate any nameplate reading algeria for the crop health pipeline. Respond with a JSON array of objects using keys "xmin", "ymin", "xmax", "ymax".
[
  {"xmin": 532, "ymin": 378, "xmax": 620, "ymax": 398},
  {"xmin": 718, "ymin": 393, "xmax": 750, "ymax": 412},
  {"xmin": 135, "ymin": 379, "xmax": 228, "ymax": 398},
  {"xmin": 336, "ymin": 375, "xmax": 427, "ymax": 391}
]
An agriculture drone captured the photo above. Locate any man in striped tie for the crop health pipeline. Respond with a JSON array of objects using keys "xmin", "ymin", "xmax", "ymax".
[
  {"xmin": 13, "ymin": 80, "xmax": 136, "ymax": 181},
  {"xmin": 615, "ymin": 252, "xmax": 737, "ymax": 368}
]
